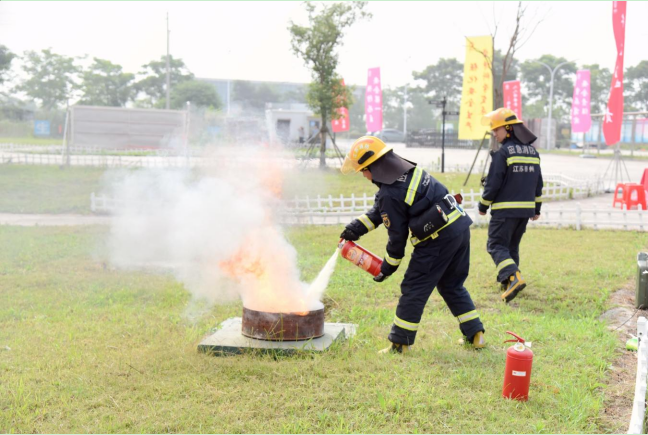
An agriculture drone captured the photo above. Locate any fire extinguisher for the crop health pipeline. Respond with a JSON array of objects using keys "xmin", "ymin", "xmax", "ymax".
[
  {"xmin": 338, "ymin": 239, "xmax": 383, "ymax": 277},
  {"xmin": 503, "ymin": 331, "xmax": 533, "ymax": 401}
]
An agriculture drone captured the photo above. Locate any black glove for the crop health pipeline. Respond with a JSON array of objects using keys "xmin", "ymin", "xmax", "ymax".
[
  {"xmin": 478, "ymin": 202, "xmax": 489, "ymax": 214},
  {"xmin": 373, "ymin": 272, "xmax": 387, "ymax": 282},
  {"xmin": 340, "ymin": 228, "xmax": 359, "ymax": 241}
]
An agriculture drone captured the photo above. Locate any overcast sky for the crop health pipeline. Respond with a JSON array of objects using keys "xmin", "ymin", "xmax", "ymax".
[{"xmin": 1, "ymin": 1, "xmax": 646, "ymax": 89}]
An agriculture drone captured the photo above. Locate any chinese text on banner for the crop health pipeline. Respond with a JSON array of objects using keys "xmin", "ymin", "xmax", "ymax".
[
  {"xmin": 365, "ymin": 67, "xmax": 383, "ymax": 132},
  {"xmin": 571, "ymin": 70, "xmax": 591, "ymax": 133},
  {"xmin": 459, "ymin": 36, "xmax": 493, "ymax": 140},
  {"xmin": 503, "ymin": 80, "xmax": 522, "ymax": 121},
  {"xmin": 603, "ymin": 1, "xmax": 627, "ymax": 146}
]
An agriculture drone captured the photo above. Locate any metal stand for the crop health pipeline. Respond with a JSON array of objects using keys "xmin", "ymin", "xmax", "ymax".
[
  {"xmin": 463, "ymin": 132, "xmax": 491, "ymax": 186},
  {"xmin": 299, "ymin": 129, "xmax": 345, "ymax": 168},
  {"xmin": 601, "ymin": 143, "xmax": 631, "ymax": 192}
]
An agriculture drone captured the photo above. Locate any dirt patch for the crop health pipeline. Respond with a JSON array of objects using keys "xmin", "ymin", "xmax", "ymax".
[{"xmin": 598, "ymin": 286, "xmax": 648, "ymax": 433}]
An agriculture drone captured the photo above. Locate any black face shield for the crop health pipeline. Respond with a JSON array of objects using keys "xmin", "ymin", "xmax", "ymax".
[
  {"xmin": 511, "ymin": 123, "xmax": 538, "ymax": 145},
  {"xmin": 366, "ymin": 150, "xmax": 416, "ymax": 185}
]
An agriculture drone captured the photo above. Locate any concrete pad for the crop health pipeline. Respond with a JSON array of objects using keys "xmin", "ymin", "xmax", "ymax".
[{"xmin": 198, "ymin": 317, "xmax": 357, "ymax": 356}]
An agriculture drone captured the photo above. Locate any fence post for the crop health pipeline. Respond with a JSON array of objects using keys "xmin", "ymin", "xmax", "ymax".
[
  {"xmin": 90, "ymin": 192, "xmax": 95, "ymax": 212},
  {"xmin": 363, "ymin": 192, "xmax": 367, "ymax": 209},
  {"xmin": 340, "ymin": 194, "xmax": 344, "ymax": 211},
  {"xmin": 576, "ymin": 202, "xmax": 581, "ymax": 231},
  {"xmin": 317, "ymin": 194, "xmax": 322, "ymax": 210},
  {"xmin": 351, "ymin": 193, "xmax": 356, "ymax": 210},
  {"xmin": 328, "ymin": 194, "xmax": 333, "ymax": 209}
]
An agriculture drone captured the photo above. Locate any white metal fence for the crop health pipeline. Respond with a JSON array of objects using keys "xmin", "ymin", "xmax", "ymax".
[{"xmin": 628, "ymin": 316, "xmax": 647, "ymax": 434}]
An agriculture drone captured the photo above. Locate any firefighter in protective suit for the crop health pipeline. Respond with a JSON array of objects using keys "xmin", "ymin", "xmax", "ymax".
[
  {"xmin": 479, "ymin": 108, "xmax": 543, "ymax": 303},
  {"xmin": 340, "ymin": 136, "xmax": 485, "ymax": 354}
]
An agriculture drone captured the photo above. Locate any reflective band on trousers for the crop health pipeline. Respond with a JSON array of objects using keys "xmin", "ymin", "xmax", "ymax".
[
  {"xmin": 358, "ymin": 214, "xmax": 375, "ymax": 231},
  {"xmin": 480, "ymin": 198, "xmax": 493, "ymax": 206},
  {"xmin": 491, "ymin": 201, "xmax": 535, "ymax": 210},
  {"xmin": 405, "ymin": 167, "xmax": 424, "ymax": 206},
  {"xmin": 457, "ymin": 310, "xmax": 479, "ymax": 323},
  {"xmin": 506, "ymin": 157, "xmax": 540, "ymax": 166},
  {"xmin": 535, "ymin": 197, "xmax": 542, "ymax": 202},
  {"xmin": 385, "ymin": 254, "xmax": 402, "ymax": 266},
  {"xmin": 497, "ymin": 258, "xmax": 516, "ymax": 272},
  {"xmin": 394, "ymin": 315, "xmax": 419, "ymax": 331},
  {"xmin": 410, "ymin": 209, "xmax": 462, "ymax": 246}
]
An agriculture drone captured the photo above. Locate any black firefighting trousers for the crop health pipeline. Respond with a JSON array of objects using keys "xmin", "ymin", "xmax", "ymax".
[
  {"xmin": 486, "ymin": 216, "xmax": 529, "ymax": 283},
  {"xmin": 388, "ymin": 228, "xmax": 484, "ymax": 346}
]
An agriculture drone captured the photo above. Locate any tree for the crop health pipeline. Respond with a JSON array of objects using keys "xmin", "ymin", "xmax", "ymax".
[
  {"xmin": 582, "ymin": 63, "xmax": 612, "ymax": 114},
  {"xmin": 519, "ymin": 54, "xmax": 577, "ymax": 120},
  {"xmin": 232, "ymin": 80, "xmax": 280, "ymax": 111},
  {"xmin": 412, "ymin": 58, "xmax": 463, "ymax": 110},
  {"xmin": 134, "ymin": 56, "xmax": 194, "ymax": 108},
  {"xmin": 626, "ymin": 61, "xmax": 648, "ymax": 112},
  {"xmin": 18, "ymin": 48, "xmax": 79, "ymax": 109},
  {"xmin": 170, "ymin": 80, "xmax": 221, "ymax": 110},
  {"xmin": 79, "ymin": 58, "xmax": 135, "ymax": 107},
  {"xmin": 382, "ymin": 86, "xmax": 435, "ymax": 132},
  {"xmin": 289, "ymin": 2, "xmax": 370, "ymax": 168},
  {"xmin": 0, "ymin": 45, "xmax": 16, "ymax": 86}
]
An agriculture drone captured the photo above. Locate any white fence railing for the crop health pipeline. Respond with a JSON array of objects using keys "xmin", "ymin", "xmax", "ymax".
[{"xmin": 628, "ymin": 316, "xmax": 647, "ymax": 434}]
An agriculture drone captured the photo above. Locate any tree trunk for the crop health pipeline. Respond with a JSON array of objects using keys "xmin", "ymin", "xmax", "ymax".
[{"xmin": 319, "ymin": 116, "xmax": 328, "ymax": 169}]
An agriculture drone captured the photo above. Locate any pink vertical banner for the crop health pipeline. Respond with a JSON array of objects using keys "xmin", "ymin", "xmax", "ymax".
[
  {"xmin": 365, "ymin": 67, "xmax": 383, "ymax": 132},
  {"xmin": 332, "ymin": 79, "xmax": 350, "ymax": 133},
  {"xmin": 503, "ymin": 80, "xmax": 522, "ymax": 120},
  {"xmin": 603, "ymin": 1, "xmax": 627, "ymax": 145},
  {"xmin": 571, "ymin": 70, "xmax": 591, "ymax": 133}
]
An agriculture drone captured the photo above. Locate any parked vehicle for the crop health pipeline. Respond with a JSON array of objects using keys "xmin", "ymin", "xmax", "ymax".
[
  {"xmin": 406, "ymin": 128, "xmax": 474, "ymax": 148},
  {"xmin": 366, "ymin": 128, "xmax": 406, "ymax": 143}
]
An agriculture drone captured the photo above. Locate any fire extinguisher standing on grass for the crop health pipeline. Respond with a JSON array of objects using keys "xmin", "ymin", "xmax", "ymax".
[{"xmin": 503, "ymin": 331, "xmax": 533, "ymax": 401}]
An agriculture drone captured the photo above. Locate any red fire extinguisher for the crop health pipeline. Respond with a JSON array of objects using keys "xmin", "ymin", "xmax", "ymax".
[
  {"xmin": 338, "ymin": 239, "xmax": 382, "ymax": 277},
  {"xmin": 503, "ymin": 331, "xmax": 533, "ymax": 401}
]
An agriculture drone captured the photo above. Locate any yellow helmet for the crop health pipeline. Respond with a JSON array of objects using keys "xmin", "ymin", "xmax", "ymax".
[
  {"xmin": 481, "ymin": 108, "xmax": 523, "ymax": 131},
  {"xmin": 340, "ymin": 136, "xmax": 392, "ymax": 174}
]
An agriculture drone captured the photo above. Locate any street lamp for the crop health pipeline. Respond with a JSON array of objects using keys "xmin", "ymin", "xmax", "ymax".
[{"xmin": 536, "ymin": 60, "xmax": 572, "ymax": 150}]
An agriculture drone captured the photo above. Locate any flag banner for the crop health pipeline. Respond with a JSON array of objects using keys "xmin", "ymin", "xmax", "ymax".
[
  {"xmin": 603, "ymin": 1, "xmax": 627, "ymax": 146},
  {"xmin": 365, "ymin": 67, "xmax": 383, "ymax": 132},
  {"xmin": 571, "ymin": 70, "xmax": 592, "ymax": 133},
  {"xmin": 503, "ymin": 80, "xmax": 522, "ymax": 120},
  {"xmin": 332, "ymin": 79, "xmax": 350, "ymax": 133},
  {"xmin": 459, "ymin": 36, "xmax": 493, "ymax": 140}
]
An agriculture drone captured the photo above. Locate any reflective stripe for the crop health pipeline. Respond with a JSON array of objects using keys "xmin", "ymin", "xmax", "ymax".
[
  {"xmin": 457, "ymin": 310, "xmax": 479, "ymax": 323},
  {"xmin": 480, "ymin": 198, "xmax": 493, "ymax": 206},
  {"xmin": 410, "ymin": 209, "xmax": 462, "ymax": 246},
  {"xmin": 358, "ymin": 214, "xmax": 375, "ymax": 231},
  {"xmin": 535, "ymin": 197, "xmax": 542, "ymax": 202},
  {"xmin": 394, "ymin": 315, "xmax": 419, "ymax": 331},
  {"xmin": 491, "ymin": 201, "xmax": 535, "ymax": 210},
  {"xmin": 497, "ymin": 258, "xmax": 516, "ymax": 272},
  {"xmin": 506, "ymin": 157, "xmax": 540, "ymax": 166},
  {"xmin": 404, "ymin": 167, "xmax": 423, "ymax": 205},
  {"xmin": 385, "ymin": 254, "xmax": 402, "ymax": 266}
]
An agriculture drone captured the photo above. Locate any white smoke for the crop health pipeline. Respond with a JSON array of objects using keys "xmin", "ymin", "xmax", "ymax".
[{"xmin": 103, "ymin": 149, "xmax": 335, "ymax": 313}]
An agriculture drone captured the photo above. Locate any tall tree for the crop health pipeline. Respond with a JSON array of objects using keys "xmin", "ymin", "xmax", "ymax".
[
  {"xmin": 412, "ymin": 58, "xmax": 464, "ymax": 110},
  {"xmin": 519, "ymin": 54, "xmax": 577, "ymax": 119},
  {"xmin": 382, "ymin": 86, "xmax": 435, "ymax": 132},
  {"xmin": 134, "ymin": 56, "xmax": 194, "ymax": 108},
  {"xmin": 0, "ymin": 45, "xmax": 16, "ymax": 86},
  {"xmin": 582, "ymin": 63, "xmax": 612, "ymax": 114},
  {"xmin": 79, "ymin": 58, "xmax": 135, "ymax": 107},
  {"xmin": 18, "ymin": 49, "xmax": 79, "ymax": 109},
  {"xmin": 289, "ymin": 2, "xmax": 370, "ymax": 168},
  {"xmin": 626, "ymin": 61, "xmax": 648, "ymax": 112},
  {"xmin": 170, "ymin": 80, "xmax": 221, "ymax": 110},
  {"xmin": 232, "ymin": 81, "xmax": 281, "ymax": 111}
]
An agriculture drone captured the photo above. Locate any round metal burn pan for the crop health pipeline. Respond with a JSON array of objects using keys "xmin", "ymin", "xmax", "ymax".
[{"xmin": 241, "ymin": 307, "xmax": 324, "ymax": 341}]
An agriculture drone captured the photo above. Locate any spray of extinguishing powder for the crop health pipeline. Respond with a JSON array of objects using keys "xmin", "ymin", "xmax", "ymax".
[{"xmin": 305, "ymin": 249, "xmax": 340, "ymax": 304}]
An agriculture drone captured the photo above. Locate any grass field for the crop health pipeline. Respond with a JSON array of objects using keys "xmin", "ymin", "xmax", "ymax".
[
  {"xmin": 0, "ymin": 224, "xmax": 644, "ymax": 433},
  {"xmin": 0, "ymin": 165, "xmax": 483, "ymax": 215}
]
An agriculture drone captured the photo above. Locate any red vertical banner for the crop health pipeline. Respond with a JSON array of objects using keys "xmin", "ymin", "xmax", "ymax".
[
  {"xmin": 503, "ymin": 80, "xmax": 522, "ymax": 120},
  {"xmin": 332, "ymin": 79, "xmax": 350, "ymax": 133},
  {"xmin": 365, "ymin": 67, "xmax": 383, "ymax": 132},
  {"xmin": 603, "ymin": 1, "xmax": 627, "ymax": 146}
]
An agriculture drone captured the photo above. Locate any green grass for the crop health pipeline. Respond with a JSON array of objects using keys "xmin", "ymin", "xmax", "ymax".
[
  {"xmin": 0, "ymin": 166, "xmax": 106, "ymax": 214},
  {"xmin": 0, "ymin": 137, "xmax": 63, "ymax": 146},
  {"xmin": 0, "ymin": 225, "xmax": 644, "ymax": 433}
]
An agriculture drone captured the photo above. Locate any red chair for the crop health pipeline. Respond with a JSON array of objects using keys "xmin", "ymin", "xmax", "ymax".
[
  {"xmin": 624, "ymin": 183, "xmax": 647, "ymax": 210},
  {"xmin": 613, "ymin": 183, "xmax": 627, "ymax": 209},
  {"xmin": 641, "ymin": 168, "xmax": 648, "ymax": 193}
]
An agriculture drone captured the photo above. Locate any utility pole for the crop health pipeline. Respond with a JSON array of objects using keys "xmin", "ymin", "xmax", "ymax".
[
  {"xmin": 166, "ymin": 13, "xmax": 171, "ymax": 110},
  {"xmin": 429, "ymin": 96, "xmax": 459, "ymax": 173},
  {"xmin": 536, "ymin": 60, "xmax": 572, "ymax": 150}
]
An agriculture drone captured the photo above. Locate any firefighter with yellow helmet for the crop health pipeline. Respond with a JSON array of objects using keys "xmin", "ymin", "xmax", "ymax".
[
  {"xmin": 479, "ymin": 108, "xmax": 543, "ymax": 303},
  {"xmin": 340, "ymin": 137, "xmax": 485, "ymax": 353}
]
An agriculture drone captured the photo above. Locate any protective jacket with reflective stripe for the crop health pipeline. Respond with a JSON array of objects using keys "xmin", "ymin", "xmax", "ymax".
[
  {"xmin": 346, "ymin": 166, "xmax": 472, "ymax": 274},
  {"xmin": 478, "ymin": 137, "xmax": 544, "ymax": 218}
]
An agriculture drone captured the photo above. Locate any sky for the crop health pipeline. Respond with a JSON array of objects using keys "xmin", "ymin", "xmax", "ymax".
[{"xmin": 0, "ymin": 1, "xmax": 646, "ymax": 89}]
